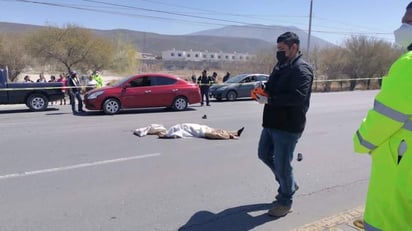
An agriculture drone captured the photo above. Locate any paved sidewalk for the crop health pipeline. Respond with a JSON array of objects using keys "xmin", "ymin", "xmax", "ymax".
[{"xmin": 290, "ymin": 206, "xmax": 365, "ymax": 231}]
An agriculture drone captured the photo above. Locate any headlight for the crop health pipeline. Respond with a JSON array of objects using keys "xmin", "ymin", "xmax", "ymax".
[{"xmin": 87, "ymin": 91, "xmax": 104, "ymax": 99}]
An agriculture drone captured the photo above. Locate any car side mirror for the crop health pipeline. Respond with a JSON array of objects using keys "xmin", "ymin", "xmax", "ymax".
[{"xmin": 123, "ymin": 83, "xmax": 131, "ymax": 89}]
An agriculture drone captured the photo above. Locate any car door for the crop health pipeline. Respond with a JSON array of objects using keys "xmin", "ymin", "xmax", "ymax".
[
  {"xmin": 237, "ymin": 75, "xmax": 257, "ymax": 97},
  {"xmin": 148, "ymin": 76, "xmax": 178, "ymax": 106},
  {"xmin": 120, "ymin": 76, "xmax": 153, "ymax": 108}
]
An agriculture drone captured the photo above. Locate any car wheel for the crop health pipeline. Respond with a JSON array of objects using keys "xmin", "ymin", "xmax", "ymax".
[
  {"xmin": 226, "ymin": 91, "xmax": 237, "ymax": 101},
  {"xmin": 172, "ymin": 96, "xmax": 188, "ymax": 111},
  {"xmin": 27, "ymin": 93, "xmax": 48, "ymax": 111},
  {"xmin": 103, "ymin": 98, "xmax": 120, "ymax": 115}
]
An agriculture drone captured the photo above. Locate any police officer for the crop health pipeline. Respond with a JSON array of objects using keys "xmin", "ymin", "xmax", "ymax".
[
  {"xmin": 67, "ymin": 70, "xmax": 85, "ymax": 115},
  {"xmin": 197, "ymin": 70, "xmax": 214, "ymax": 106},
  {"xmin": 353, "ymin": 2, "xmax": 412, "ymax": 230}
]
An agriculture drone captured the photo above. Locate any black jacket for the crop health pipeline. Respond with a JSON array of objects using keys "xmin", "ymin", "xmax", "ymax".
[
  {"xmin": 68, "ymin": 76, "xmax": 81, "ymax": 94},
  {"xmin": 197, "ymin": 75, "xmax": 213, "ymax": 89},
  {"xmin": 262, "ymin": 54, "xmax": 313, "ymax": 133}
]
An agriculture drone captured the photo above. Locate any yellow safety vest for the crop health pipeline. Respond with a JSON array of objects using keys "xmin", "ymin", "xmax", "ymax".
[
  {"xmin": 353, "ymin": 51, "xmax": 412, "ymax": 231},
  {"xmin": 92, "ymin": 74, "xmax": 103, "ymax": 88}
]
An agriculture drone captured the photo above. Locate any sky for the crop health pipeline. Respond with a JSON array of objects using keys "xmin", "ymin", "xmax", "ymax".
[{"xmin": 0, "ymin": 0, "xmax": 410, "ymax": 45}]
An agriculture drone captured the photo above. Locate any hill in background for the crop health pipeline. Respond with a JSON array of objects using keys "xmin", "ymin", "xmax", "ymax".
[
  {"xmin": 191, "ymin": 24, "xmax": 334, "ymax": 50},
  {"xmin": 93, "ymin": 29, "xmax": 274, "ymax": 55}
]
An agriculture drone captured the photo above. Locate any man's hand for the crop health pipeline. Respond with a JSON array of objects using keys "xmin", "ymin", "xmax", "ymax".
[{"xmin": 256, "ymin": 94, "xmax": 268, "ymax": 104}]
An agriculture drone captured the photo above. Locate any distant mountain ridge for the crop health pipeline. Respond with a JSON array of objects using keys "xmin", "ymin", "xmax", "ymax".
[
  {"xmin": 0, "ymin": 22, "xmax": 334, "ymax": 55},
  {"xmin": 191, "ymin": 24, "xmax": 334, "ymax": 50},
  {"xmin": 93, "ymin": 29, "xmax": 274, "ymax": 55}
]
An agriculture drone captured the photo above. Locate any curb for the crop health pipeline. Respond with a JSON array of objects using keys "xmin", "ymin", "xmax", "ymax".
[{"xmin": 290, "ymin": 206, "xmax": 364, "ymax": 231}]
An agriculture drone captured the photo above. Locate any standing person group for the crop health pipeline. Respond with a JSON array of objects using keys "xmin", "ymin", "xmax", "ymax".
[
  {"xmin": 197, "ymin": 70, "xmax": 214, "ymax": 106},
  {"xmin": 353, "ymin": 2, "xmax": 412, "ymax": 230},
  {"xmin": 254, "ymin": 32, "xmax": 313, "ymax": 217}
]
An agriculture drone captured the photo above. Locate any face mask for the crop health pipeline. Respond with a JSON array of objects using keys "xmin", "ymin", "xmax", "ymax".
[
  {"xmin": 394, "ymin": 23, "xmax": 412, "ymax": 49},
  {"xmin": 276, "ymin": 50, "xmax": 287, "ymax": 63}
]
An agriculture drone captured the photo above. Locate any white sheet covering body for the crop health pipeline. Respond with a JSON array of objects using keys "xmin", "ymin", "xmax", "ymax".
[{"xmin": 134, "ymin": 123, "xmax": 211, "ymax": 138}]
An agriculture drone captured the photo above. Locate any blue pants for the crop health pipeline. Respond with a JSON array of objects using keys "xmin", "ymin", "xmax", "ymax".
[
  {"xmin": 200, "ymin": 87, "xmax": 210, "ymax": 105},
  {"xmin": 258, "ymin": 128, "xmax": 301, "ymax": 206},
  {"xmin": 69, "ymin": 91, "xmax": 83, "ymax": 113}
]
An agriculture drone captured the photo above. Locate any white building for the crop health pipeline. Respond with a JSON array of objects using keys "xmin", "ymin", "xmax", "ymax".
[{"xmin": 161, "ymin": 49, "xmax": 255, "ymax": 62}]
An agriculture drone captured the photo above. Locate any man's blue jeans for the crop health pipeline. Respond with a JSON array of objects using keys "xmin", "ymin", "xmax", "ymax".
[
  {"xmin": 69, "ymin": 91, "xmax": 83, "ymax": 113},
  {"xmin": 258, "ymin": 127, "xmax": 301, "ymax": 207}
]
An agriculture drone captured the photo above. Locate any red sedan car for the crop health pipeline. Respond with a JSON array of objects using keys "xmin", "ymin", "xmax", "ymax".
[{"xmin": 84, "ymin": 73, "xmax": 201, "ymax": 114}]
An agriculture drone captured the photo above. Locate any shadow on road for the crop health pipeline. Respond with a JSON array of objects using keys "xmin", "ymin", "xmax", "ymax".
[
  {"xmin": 0, "ymin": 108, "xmax": 59, "ymax": 114},
  {"xmin": 178, "ymin": 203, "xmax": 280, "ymax": 231}
]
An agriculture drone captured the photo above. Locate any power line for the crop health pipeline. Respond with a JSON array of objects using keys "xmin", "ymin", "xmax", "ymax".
[
  {"xmin": 82, "ymin": 0, "xmax": 253, "ymax": 25},
  {"xmin": 5, "ymin": 0, "xmax": 394, "ymax": 37}
]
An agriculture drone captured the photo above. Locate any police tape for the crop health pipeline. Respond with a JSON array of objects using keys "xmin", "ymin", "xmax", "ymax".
[
  {"xmin": 0, "ymin": 85, "xmax": 91, "ymax": 91},
  {"xmin": 313, "ymin": 77, "xmax": 382, "ymax": 83},
  {"xmin": 0, "ymin": 77, "xmax": 383, "ymax": 91},
  {"xmin": 196, "ymin": 77, "xmax": 383, "ymax": 85}
]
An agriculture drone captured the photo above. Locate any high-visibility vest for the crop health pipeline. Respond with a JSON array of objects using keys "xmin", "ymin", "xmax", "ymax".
[
  {"xmin": 353, "ymin": 51, "xmax": 412, "ymax": 231},
  {"xmin": 92, "ymin": 74, "xmax": 103, "ymax": 88}
]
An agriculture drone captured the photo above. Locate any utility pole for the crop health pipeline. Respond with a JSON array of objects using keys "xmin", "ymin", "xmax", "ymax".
[{"xmin": 307, "ymin": 0, "xmax": 313, "ymax": 58}]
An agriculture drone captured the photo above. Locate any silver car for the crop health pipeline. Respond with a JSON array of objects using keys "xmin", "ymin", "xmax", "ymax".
[{"xmin": 209, "ymin": 73, "xmax": 269, "ymax": 101}]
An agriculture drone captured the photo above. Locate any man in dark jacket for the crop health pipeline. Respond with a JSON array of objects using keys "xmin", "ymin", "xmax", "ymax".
[
  {"xmin": 197, "ymin": 70, "xmax": 214, "ymax": 106},
  {"xmin": 255, "ymin": 32, "xmax": 313, "ymax": 217},
  {"xmin": 67, "ymin": 71, "xmax": 85, "ymax": 115}
]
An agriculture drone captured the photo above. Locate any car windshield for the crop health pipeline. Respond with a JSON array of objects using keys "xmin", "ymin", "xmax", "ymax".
[{"xmin": 224, "ymin": 74, "xmax": 248, "ymax": 83}]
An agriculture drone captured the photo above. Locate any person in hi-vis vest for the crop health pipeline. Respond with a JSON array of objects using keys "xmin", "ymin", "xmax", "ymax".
[{"xmin": 353, "ymin": 2, "xmax": 412, "ymax": 230}]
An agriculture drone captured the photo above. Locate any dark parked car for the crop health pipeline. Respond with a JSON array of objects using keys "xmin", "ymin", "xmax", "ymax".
[
  {"xmin": 84, "ymin": 73, "xmax": 201, "ymax": 115},
  {"xmin": 209, "ymin": 73, "xmax": 269, "ymax": 101},
  {"xmin": 0, "ymin": 67, "xmax": 64, "ymax": 111}
]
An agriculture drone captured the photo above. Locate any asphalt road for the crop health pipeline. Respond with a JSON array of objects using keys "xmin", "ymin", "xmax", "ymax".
[{"xmin": 0, "ymin": 90, "xmax": 377, "ymax": 231}]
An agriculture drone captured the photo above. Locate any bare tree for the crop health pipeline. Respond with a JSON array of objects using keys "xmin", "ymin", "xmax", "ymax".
[
  {"xmin": 110, "ymin": 36, "xmax": 139, "ymax": 75},
  {"xmin": 0, "ymin": 33, "xmax": 32, "ymax": 82},
  {"xmin": 253, "ymin": 49, "xmax": 276, "ymax": 73},
  {"xmin": 343, "ymin": 36, "xmax": 400, "ymax": 90},
  {"xmin": 318, "ymin": 46, "xmax": 348, "ymax": 91},
  {"xmin": 25, "ymin": 24, "xmax": 115, "ymax": 73},
  {"xmin": 317, "ymin": 36, "xmax": 402, "ymax": 91}
]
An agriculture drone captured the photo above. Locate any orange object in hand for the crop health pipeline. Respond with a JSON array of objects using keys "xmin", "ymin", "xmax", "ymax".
[{"xmin": 251, "ymin": 86, "xmax": 268, "ymax": 100}]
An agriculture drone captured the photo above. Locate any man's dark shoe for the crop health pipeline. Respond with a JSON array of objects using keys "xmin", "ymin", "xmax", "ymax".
[
  {"xmin": 237, "ymin": 127, "xmax": 245, "ymax": 136},
  {"xmin": 268, "ymin": 204, "xmax": 292, "ymax": 217},
  {"xmin": 272, "ymin": 184, "xmax": 299, "ymax": 203}
]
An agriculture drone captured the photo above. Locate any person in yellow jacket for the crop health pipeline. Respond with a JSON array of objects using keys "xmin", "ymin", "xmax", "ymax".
[
  {"xmin": 91, "ymin": 71, "xmax": 104, "ymax": 88},
  {"xmin": 353, "ymin": 2, "xmax": 412, "ymax": 230}
]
